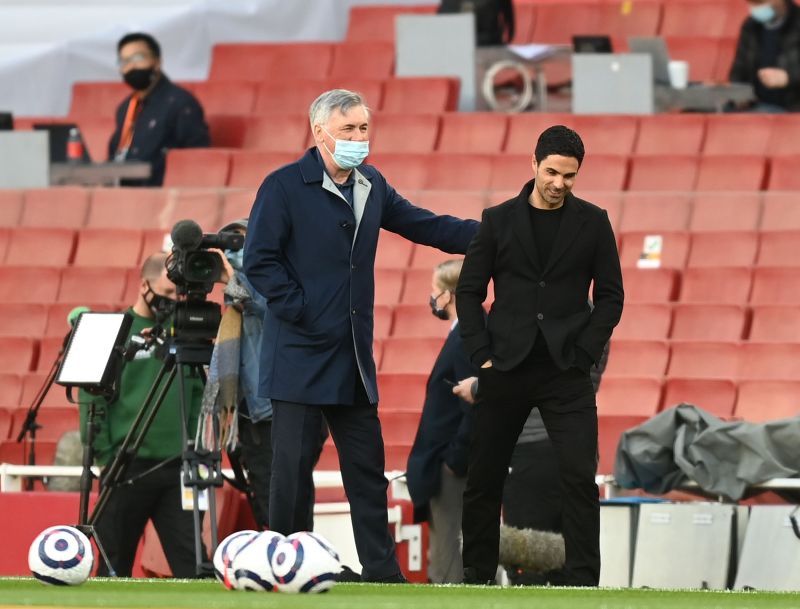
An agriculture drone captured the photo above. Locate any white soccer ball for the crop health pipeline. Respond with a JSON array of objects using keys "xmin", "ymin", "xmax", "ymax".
[
  {"xmin": 28, "ymin": 525, "xmax": 93, "ymax": 586},
  {"xmin": 271, "ymin": 531, "xmax": 340, "ymax": 594},
  {"xmin": 213, "ymin": 530, "xmax": 258, "ymax": 589},
  {"xmin": 231, "ymin": 530, "xmax": 285, "ymax": 591}
]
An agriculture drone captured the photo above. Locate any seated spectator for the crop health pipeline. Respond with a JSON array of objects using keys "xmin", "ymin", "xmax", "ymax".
[
  {"xmin": 109, "ymin": 32, "xmax": 210, "ymax": 185},
  {"xmin": 729, "ymin": 0, "xmax": 800, "ymax": 112}
]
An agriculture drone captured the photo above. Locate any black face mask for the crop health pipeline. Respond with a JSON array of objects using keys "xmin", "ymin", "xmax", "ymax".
[
  {"xmin": 144, "ymin": 282, "xmax": 175, "ymax": 319},
  {"xmin": 429, "ymin": 293, "xmax": 450, "ymax": 321},
  {"xmin": 124, "ymin": 67, "xmax": 157, "ymax": 91}
]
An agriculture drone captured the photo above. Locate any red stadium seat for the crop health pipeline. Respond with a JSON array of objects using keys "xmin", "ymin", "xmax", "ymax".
[
  {"xmin": 619, "ymin": 232, "xmax": 689, "ymax": 269},
  {"xmin": 416, "ymin": 191, "xmax": 485, "ymax": 220},
  {"xmin": 227, "ymin": 151, "xmax": 294, "ymax": 188},
  {"xmin": 583, "ymin": 192, "xmax": 622, "ymax": 230},
  {"xmin": 381, "ymin": 77, "xmax": 459, "ymax": 113},
  {"xmin": 596, "ymin": 377, "xmax": 662, "ymax": 416},
  {"xmin": 635, "ymin": 115, "xmax": 706, "ymax": 156},
  {"xmin": 437, "ymin": 113, "xmax": 508, "ymax": 154},
  {"xmin": 376, "ymin": 230, "xmax": 414, "ymax": 269},
  {"xmin": 221, "ymin": 189, "xmax": 257, "ymax": 223},
  {"xmin": 614, "ymin": 303, "xmax": 672, "ymax": 340},
  {"xmin": 159, "ymin": 190, "xmax": 223, "ymax": 234},
  {"xmin": 0, "ymin": 408, "xmax": 12, "ymax": 440},
  {"xmin": 668, "ymin": 342, "xmax": 739, "ymax": 379},
  {"xmin": 760, "ymin": 193, "xmax": 800, "ymax": 231},
  {"xmin": 0, "ymin": 267, "xmax": 61, "ymax": 304},
  {"xmin": 665, "ymin": 37, "xmax": 721, "ymax": 82},
  {"xmin": 680, "ymin": 267, "xmax": 752, "ymax": 304},
  {"xmin": 767, "ymin": 156, "xmax": 800, "ymax": 190},
  {"xmin": 5, "ymin": 228, "xmax": 74, "ymax": 267},
  {"xmin": 670, "ymin": 304, "xmax": 747, "ymax": 342},
  {"xmin": 35, "ymin": 337, "xmax": 63, "ymax": 373},
  {"xmin": 0, "ymin": 338, "xmax": 36, "ymax": 373},
  {"xmin": 384, "ymin": 443, "xmax": 413, "ymax": 471},
  {"xmin": 506, "ymin": 114, "xmax": 638, "ymax": 156},
  {"xmin": 381, "ymin": 337, "xmax": 445, "ymax": 373},
  {"xmin": 241, "ymin": 115, "xmax": 309, "ymax": 152},
  {"xmin": 703, "ymin": 115, "xmax": 774, "ymax": 156},
  {"xmin": 531, "ymin": 3, "xmax": 603, "ymax": 44},
  {"xmin": 373, "ymin": 305, "xmax": 393, "ymax": 340},
  {"xmin": 401, "ymin": 268, "xmax": 436, "ymax": 304},
  {"xmin": 695, "ymin": 155, "xmax": 766, "ymax": 191},
  {"xmin": 749, "ymin": 306, "xmax": 800, "ymax": 343},
  {"xmin": 346, "ymin": 5, "xmax": 436, "ymax": 42},
  {"xmin": 371, "ymin": 114, "xmax": 440, "ymax": 154},
  {"xmin": 603, "ymin": 340, "xmax": 670, "ymax": 379},
  {"xmin": 377, "ymin": 372, "xmax": 428, "ymax": 411},
  {"xmin": 76, "ymin": 116, "xmax": 115, "ymax": 163},
  {"xmin": 0, "ymin": 440, "xmax": 57, "ymax": 464},
  {"xmin": 11, "ymin": 407, "xmax": 77, "ymax": 441},
  {"xmin": 0, "ymin": 228, "xmax": 10, "ymax": 262},
  {"xmin": 366, "ymin": 154, "xmax": 429, "ymax": 191},
  {"xmin": 409, "ymin": 245, "xmax": 462, "ymax": 271},
  {"xmin": 0, "ymin": 190, "xmax": 23, "ymax": 227},
  {"xmin": 768, "ymin": 115, "xmax": 800, "ymax": 156},
  {"xmin": 660, "ymin": 1, "xmax": 730, "ymax": 37},
  {"xmin": 375, "ymin": 269, "xmax": 405, "ymax": 306},
  {"xmin": 208, "ymin": 43, "xmax": 334, "ymax": 82},
  {"xmin": 44, "ymin": 303, "xmax": 115, "ymax": 338},
  {"xmin": 425, "ymin": 155, "xmax": 493, "ymax": 190},
  {"xmin": 162, "ymin": 149, "xmax": 231, "ymax": 188},
  {"xmin": 69, "ymin": 81, "xmax": 129, "ymax": 118},
  {"xmin": 713, "ymin": 37, "xmax": 738, "ymax": 83},
  {"xmin": 0, "ymin": 304, "xmax": 48, "ymax": 338},
  {"xmin": 87, "ymin": 188, "xmax": 165, "ymax": 229},
  {"xmin": 628, "ymin": 155, "xmax": 697, "ymax": 191},
  {"xmin": 622, "ymin": 268, "xmax": 679, "ymax": 303},
  {"xmin": 734, "ymin": 381, "xmax": 800, "ymax": 422},
  {"xmin": 206, "ymin": 115, "xmax": 247, "ymax": 148},
  {"xmin": 392, "ymin": 304, "xmax": 451, "ymax": 338},
  {"xmin": 0, "ymin": 374, "xmax": 23, "ymax": 407},
  {"xmin": 756, "ymin": 232, "xmax": 800, "ymax": 267},
  {"xmin": 662, "ymin": 378, "xmax": 736, "ymax": 418},
  {"xmin": 687, "ymin": 231, "xmax": 758, "ymax": 268},
  {"xmin": 489, "ymin": 154, "xmax": 534, "ymax": 192},
  {"xmin": 324, "ymin": 77, "xmax": 385, "ymax": 109},
  {"xmin": 58, "ymin": 267, "xmax": 128, "ymax": 304},
  {"xmin": 689, "ymin": 193, "xmax": 761, "ymax": 232},
  {"xmin": 329, "ymin": 42, "xmax": 394, "ymax": 80},
  {"xmin": 20, "ymin": 373, "xmax": 74, "ymax": 409},
  {"xmin": 750, "ymin": 268, "xmax": 800, "ymax": 305},
  {"xmin": 597, "ymin": 414, "xmax": 648, "ymax": 475},
  {"xmin": 253, "ymin": 80, "xmax": 327, "ymax": 115},
  {"xmin": 379, "ymin": 411, "xmax": 422, "ymax": 444},
  {"xmin": 619, "ymin": 194, "xmax": 691, "ymax": 233},
  {"xmin": 571, "ymin": 155, "xmax": 628, "ymax": 191},
  {"xmin": 738, "ymin": 343, "xmax": 800, "ymax": 381},
  {"xmin": 140, "ymin": 230, "xmax": 171, "ymax": 259},
  {"xmin": 599, "ymin": 0, "xmax": 662, "ymax": 38},
  {"xmin": 73, "ymin": 228, "xmax": 143, "ymax": 268},
  {"xmin": 184, "ymin": 81, "xmax": 256, "ymax": 115}
]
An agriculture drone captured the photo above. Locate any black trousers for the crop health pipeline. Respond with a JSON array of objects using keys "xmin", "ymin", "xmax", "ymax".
[
  {"xmin": 270, "ymin": 381, "xmax": 400, "ymax": 581},
  {"xmin": 502, "ymin": 439, "xmax": 562, "ymax": 533},
  {"xmin": 95, "ymin": 458, "xmax": 206, "ymax": 578},
  {"xmin": 462, "ymin": 356, "xmax": 599, "ymax": 585}
]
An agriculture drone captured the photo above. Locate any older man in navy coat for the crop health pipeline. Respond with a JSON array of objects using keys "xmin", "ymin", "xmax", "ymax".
[{"xmin": 243, "ymin": 89, "xmax": 479, "ymax": 582}]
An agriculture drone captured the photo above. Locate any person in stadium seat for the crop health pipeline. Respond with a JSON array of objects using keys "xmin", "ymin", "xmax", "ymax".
[
  {"xmin": 79, "ymin": 253, "xmax": 205, "ymax": 577},
  {"xmin": 406, "ymin": 259, "xmax": 476, "ymax": 584},
  {"xmin": 456, "ymin": 125, "xmax": 623, "ymax": 586},
  {"xmin": 109, "ymin": 32, "xmax": 210, "ymax": 185},
  {"xmin": 243, "ymin": 89, "xmax": 479, "ymax": 584},
  {"xmin": 730, "ymin": 0, "xmax": 800, "ymax": 112}
]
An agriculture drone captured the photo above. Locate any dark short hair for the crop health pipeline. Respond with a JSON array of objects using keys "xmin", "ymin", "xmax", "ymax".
[
  {"xmin": 117, "ymin": 32, "xmax": 161, "ymax": 59},
  {"xmin": 534, "ymin": 125, "xmax": 585, "ymax": 167},
  {"xmin": 141, "ymin": 252, "xmax": 168, "ymax": 281}
]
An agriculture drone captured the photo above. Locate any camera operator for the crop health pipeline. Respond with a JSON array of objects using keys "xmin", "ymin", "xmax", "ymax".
[
  {"xmin": 78, "ymin": 252, "xmax": 206, "ymax": 578},
  {"xmin": 204, "ymin": 219, "xmax": 327, "ymax": 530}
]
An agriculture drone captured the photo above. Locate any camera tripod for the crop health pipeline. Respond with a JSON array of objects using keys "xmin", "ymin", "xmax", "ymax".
[{"xmin": 83, "ymin": 338, "xmax": 223, "ymax": 578}]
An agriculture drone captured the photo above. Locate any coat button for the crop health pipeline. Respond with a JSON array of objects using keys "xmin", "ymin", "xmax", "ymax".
[
  {"xmin": 539, "ymin": 281, "xmax": 546, "ymax": 288},
  {"xmin": 537, "ymin": 313, "xmax": 544, "ymax": 320},
  {"xmin": 351, "ymin": 264, "xmax": 356, "ymax": 270},
  {"xmin": 352, "ymin": 308, "xmax": 356, "ymax": 315}
]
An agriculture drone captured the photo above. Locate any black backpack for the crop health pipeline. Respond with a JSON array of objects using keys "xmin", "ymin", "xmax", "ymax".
[{"xmin": 437, "ymin": 0, "xmax": 515, "ymax": 46}]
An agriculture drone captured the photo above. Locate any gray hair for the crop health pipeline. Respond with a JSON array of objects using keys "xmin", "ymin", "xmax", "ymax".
[{"xmin": 308, "ymin": 89, "xmax": 368, "ymax": 129}]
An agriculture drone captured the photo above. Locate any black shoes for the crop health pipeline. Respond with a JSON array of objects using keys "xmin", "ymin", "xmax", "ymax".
[
  {"xmin": 335, "ymin": 565, "xmax": 362, "ymax": 582},
  {"xmin": 463, "ymin": 567, "xmax": 496, "ymax": 585},
  {"xmin": 537, "ymin": 568, "xmax": 598, "ymax": 588},
  {"xmin": 335, "ymin": 565, "xmax": 409, "ymax": 584},
  {"xmin": 369, "ymin": 572, "xmax": 408, "ymax": 584}
]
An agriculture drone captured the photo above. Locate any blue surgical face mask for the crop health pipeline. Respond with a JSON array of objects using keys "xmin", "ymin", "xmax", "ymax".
[
  {"xmin": 750, "ymin": 2, "xmax": 776, "ymax": 23},
  {"xmin": 322, "ymin": 126, "xmax": 369, "ymax": 170},
  {"xmin": 225, "ymin": 248, "xmax": 244, "ymax": 270}
]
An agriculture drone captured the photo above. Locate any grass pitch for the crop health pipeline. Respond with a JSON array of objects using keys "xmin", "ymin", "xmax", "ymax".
[{"xmin": 1, "ymin": 577, "xmax": 799, "ymax": 609}]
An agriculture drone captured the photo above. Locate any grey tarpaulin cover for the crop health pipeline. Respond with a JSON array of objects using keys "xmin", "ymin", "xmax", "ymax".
[{"xmin": 614, "ymin": 404, "xmax": 800, "ymax": 500}]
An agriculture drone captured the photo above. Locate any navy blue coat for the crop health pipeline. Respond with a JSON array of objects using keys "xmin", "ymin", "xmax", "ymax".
[{"xmin": 244, "ymin": 148, "xmax": 479, "ymax": 406}]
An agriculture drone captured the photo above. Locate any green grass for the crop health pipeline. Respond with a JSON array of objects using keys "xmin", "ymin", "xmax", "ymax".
[{"xmin": 1, "ymin": 578, "xmax": 799, "ymax": 609}]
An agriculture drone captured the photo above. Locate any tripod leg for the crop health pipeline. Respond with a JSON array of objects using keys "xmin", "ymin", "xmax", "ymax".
[{"xmin": 75, "ymin": 524, "xmax": 117, "ymax": 578}]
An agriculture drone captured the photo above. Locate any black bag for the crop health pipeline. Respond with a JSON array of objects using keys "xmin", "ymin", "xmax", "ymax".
[{"xmin": 437, "ymin": 0, "xmax": 515, "ymax": 46}]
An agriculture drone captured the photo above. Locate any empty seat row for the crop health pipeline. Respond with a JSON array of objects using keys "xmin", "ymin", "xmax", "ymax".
[{"xmin": 0, "ymin": 407, "xmax": 77, "ymax": 442}]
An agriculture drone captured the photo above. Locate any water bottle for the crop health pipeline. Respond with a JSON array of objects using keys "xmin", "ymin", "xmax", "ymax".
[{"xmin": 66, "ymin": 127, "xmax": 84, "ymax": 163}]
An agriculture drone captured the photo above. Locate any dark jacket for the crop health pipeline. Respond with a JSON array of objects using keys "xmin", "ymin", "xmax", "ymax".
[
  {"xmin": 243, "ymin": 148, "xmax": 479, "ymax": 406},
  {"xmin": 729, "ymin": 1, "xmax": 800, "ymax": 110},
  {"xmin": 406, "ymin": 322, "xmax": 476, "ymax": 519},
  {"xmin": 108, "ymin": 75, "xmax": 210, "ymax": 186},
  {"xmin": 456, "ymin": 181, "xmax": 623, "ymax": 372}
]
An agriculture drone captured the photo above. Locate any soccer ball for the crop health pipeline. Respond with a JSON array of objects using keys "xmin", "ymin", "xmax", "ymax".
[
  {"xmin": 231, "ymin": 530, "xmax": 285, "ymax": 591},
  {"xmin": 271, "ymin": 531, "xmax": 340, "ymax": 594},
  {"xmin": 28, "ymin": 525, "xmax": 93, "ymax": 586},
  {"xmin": 213, "ymin": 530, "xmax": 258, "ymax": 589}
]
